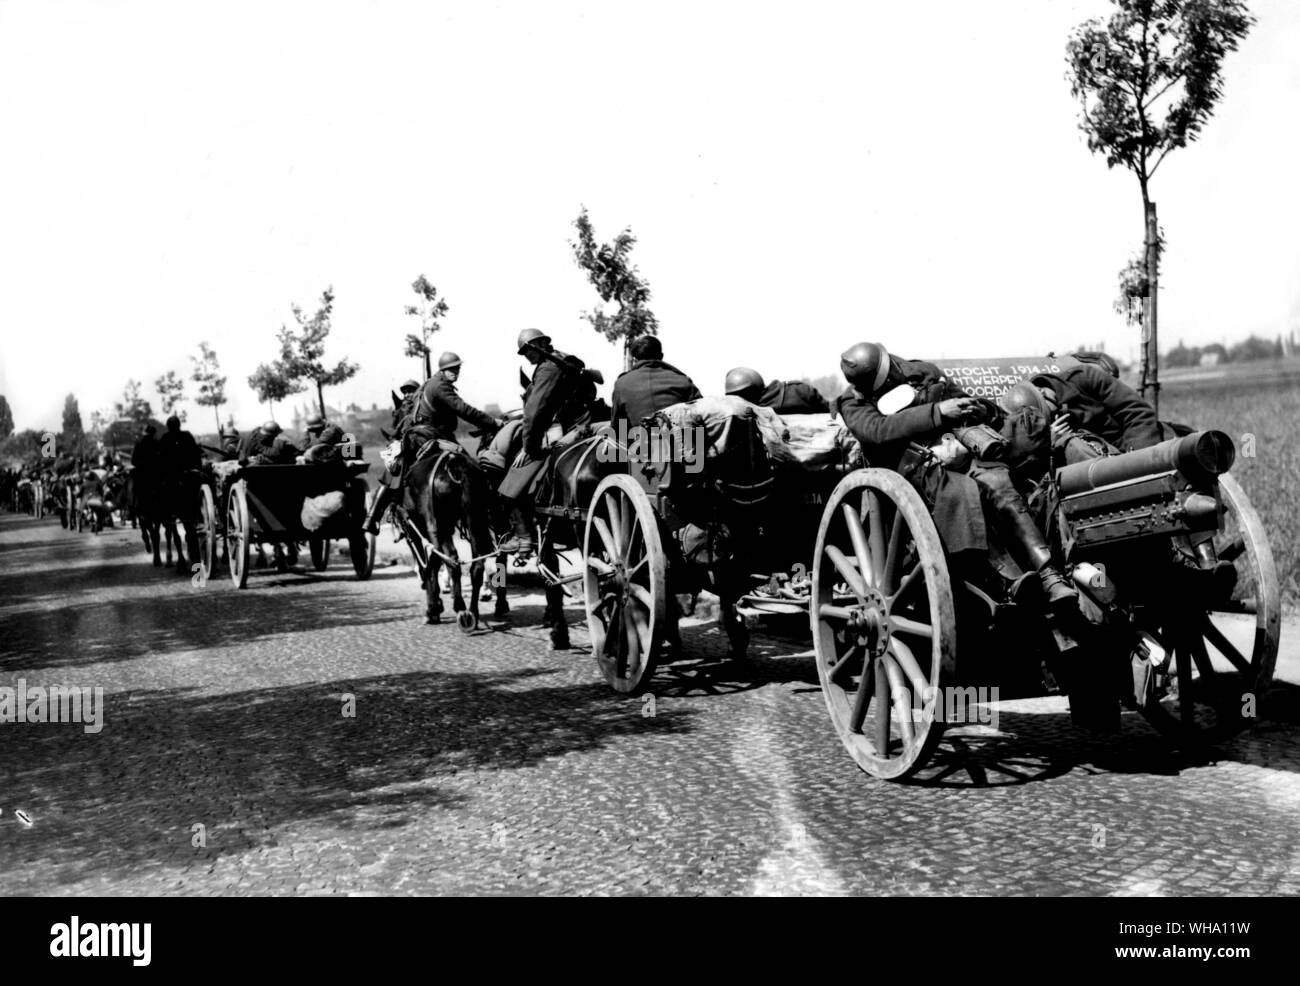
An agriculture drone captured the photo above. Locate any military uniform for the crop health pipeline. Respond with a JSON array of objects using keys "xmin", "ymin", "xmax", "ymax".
[
  {"xmin": 499, "ymin": 349, "xmax": 596, "ymax": 500},
  {"xmin": 409, "ymin": 371, "xmax": 496, "ymax": 445},
  {"xmin": 760, "ymin": 379, "xmax": 829, "ymax": 415},
  {"xmin": 610, "ymin": 359, "xmax": 701, "ymax": 426},
  {"xmin": 1032, "ymin": 363, "xmax": 1162, "ymax": 452},
  {"xmin": 835, "ymin": 359, "xmax": 989, "ymax": 557}
]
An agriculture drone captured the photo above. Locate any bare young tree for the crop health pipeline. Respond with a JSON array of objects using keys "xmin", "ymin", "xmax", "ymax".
[
  {"xmin": 278, "ymin": 287, "xmax": 359, "ymax": 418},
  {"xmin": 154, "ymin": 370, "xmax": 186, "ymax": 422},
  {"xmin": 403, "ymin": 275, "xmax": 449, "ymax": 382},
  {"xmin": 190, "ymin": 342, "xmax": 228, "ymax": 432},
  {"xmin": 1067, "ymin": 0, "xmax": 1254, "ymax": 413}
]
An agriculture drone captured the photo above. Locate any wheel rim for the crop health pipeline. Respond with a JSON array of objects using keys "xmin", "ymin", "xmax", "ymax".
[
  {"xmin": 812, "ymin": 469, "xmax": 956, "ymax": 780},
  {"xmin": 198, "ymin": 485, "xmax": 216, "ymax": 580},
  {"xmin": 1142, "ymin": 473, "xmax": 1281, "ymax": 743},
  {"xmin": 584, "ymin": 474, "xmax": 667, "ymax": 694},
  {"xmin": 227, "ymin": 483, "xmax": 249, "ymax": 588}
]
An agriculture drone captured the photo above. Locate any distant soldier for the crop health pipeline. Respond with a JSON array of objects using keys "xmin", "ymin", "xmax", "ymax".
[
  {"xmin": 157, "ymin": 415, "xmax": 201, "ymax": 475},
  {"xmin": 304, "ymin": 413, "xmax": 328, "ymax": 446},
  {"xmin": 724, "ymin": 367, "xmax": 829, "ymax": 415},
  {"xmin": 610, "ymin": 336, "xmax": 701, "ymax": 426},
  {"xmin": 407, "ymin": 352, "xmax": 501, "ymax": 447},
  {"xmin": 363, "ymin": 380, "xmax": 429, "ymax": 535},
  {"xmin": 131, "ymin": 425, "xmax": 160, "ymax": 478}
]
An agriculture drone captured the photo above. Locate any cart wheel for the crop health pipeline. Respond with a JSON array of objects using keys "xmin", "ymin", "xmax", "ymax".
[
  {"xmin": 309, "ymin": 537, "xmax": 332, "ymax": 572},
  {"xmin": 812, "ymin": 469, "xmax": 956, "ymax": 780},
  {"xmin": 1142, "ymin": 473, "xmax": 1281, "ymax": 744},
  {"xmin": 197, "ymin": 484, "xmax": 216, "ymax": 583},
  {"xmin": 584, "ymin": 474, "xmax": 667, "ymax": 694},
  {"xmin": 227, "ymin": 481, "xmax": 251, "ymax": 589}
]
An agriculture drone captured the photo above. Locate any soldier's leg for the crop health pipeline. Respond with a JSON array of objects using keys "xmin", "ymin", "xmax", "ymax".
[
  {"xmin": 363, "ymin": 470, "xmax": 397, "ymax": 535},
  {"xmin": 968, "ymin": 461, "xmax": 1078, "ymax": 614}
]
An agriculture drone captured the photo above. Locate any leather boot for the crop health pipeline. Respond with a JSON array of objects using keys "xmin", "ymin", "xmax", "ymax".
[
  {"xmin": 497, "ymin": 505, "xmax": 536, "ymax": 556},
  {"xmin": 988, "ymin": 481, "xmax": 1079, "ymax": 617},
  {"xmin": 363, "ymin": 485, "xmax": 393, "ymax": 535}
]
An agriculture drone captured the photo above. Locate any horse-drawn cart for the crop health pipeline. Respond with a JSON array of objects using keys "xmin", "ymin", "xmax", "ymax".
[{"xmin": 194, "ymin": 459, "xmax": 376, "ymax": 588}]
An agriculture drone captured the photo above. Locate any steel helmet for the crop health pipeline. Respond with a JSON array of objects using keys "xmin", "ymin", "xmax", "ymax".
[
  {"xmin": 262, "ymin": 420, "xmax": 282, "ymax": 436},
  {"xmin": 839, "ymin": 342, "xmax": 891, "ymax": 394},
  {"xmin": 438, "ymin": 351, "xmax": 463, "ymax": 371},
  {"xmin": 724, "ymin": 367, "xmax": 765, "ymax": 397},
  {"xmin": 517, "ymin": 328, "xmax": 551, "ymax": 354},
  {"xmin": 1001, "ymin": 380, "xmax": 1052, "ymax": 416},
  {"xmin": 399, "ymin": 379, "xmax": 420, "ymax": 393},
  {"xmin": 305, "ymin": 414, "xmax": 325, "ymax": 430}
]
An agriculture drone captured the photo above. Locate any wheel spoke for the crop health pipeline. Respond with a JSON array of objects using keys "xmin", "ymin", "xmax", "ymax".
[
  {"xmin": 889, "ymin": 561, "xmax": 923, "ymax": 608},
  {"xmin": 882, "ymin": 656, "xmax": 915, "ymax": 748},
  {"xmin": 849, "ymin": 655, "xmax": 875, "ymax": 734},
  {"xmin": 891, "ymin": 615, "xmax": 934, "ymax": 639},
  {"xmin": 873, "ymin": 659, "xmax": 891, "ymax": 754},
  {"xmin": 603, "ymin": 494, "xmax": 626, "ymax": 558},
  {"xmin": 882, "ymin": 510, "xmax": 904, "ymax": 596},
  {"xmin": 622, "ymin": 603, "xmax": 642, "ymax": 674},
  {"xmin": 889, "ymin": 636, "xmax": 929, "ymax": 701},
  {"xmin": 842, "ymin": 502, "xmax": 876, "ymax": 588},
  {"xmin": 591, "ymin": 517, "xmax": 619, "ymax": 562},
  {"xmin": 628, "ymin": 583, "xmax": 654, "ymax": 612},
  {"xmin": 627, "ymin": 601, "xmax": 651, "ymax": 658},
  {"xmin": 828, "ymin": 642, "xmax": 865, "ymax": 684},
  {"xmin": 1201, "ymin": 617, "xmax": 1254, "ymax": 677},
  {"xmin": 824, "ymin": 545, "xmax": 868, "ymax": 599},
  {"xmin": 818, "ymin": 604, "xmax": 857, "ymax": 622},
  {"xmin": 619, "ymin": 498, "xmax": 636, "ymax": 559},
  {"xmin": 586, "ymin": 555, "xmax": 615, "ymax": 576},
  {"xmin": 625, "ymin": 555, "xmax": 649, "ymax": 581},
  {"xmin": 865, "ymin": 491, "xmax": 887, "ymax": 588}
]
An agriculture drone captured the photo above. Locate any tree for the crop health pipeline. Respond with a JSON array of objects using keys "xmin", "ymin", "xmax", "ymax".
[
  {"xmin": 278, "ymin": 286, "xmax": 359, "ymax": 417},
  {"xmin": 403, "ymin": 275, "xmax": 449, "ymax": 381},
  {"xmin": 113, "ymin": 380, "xmax": 154, "ymax": 425},
  {"xmin": 60, "ymin": 394, "xmax": 84, "ymax": 455},
  {"xmin": 154, "ymin": 370, "xmax": 186, "ymax": 422},
  {"xmin": 0, "ymin": 395, "xmax": 13, "ymax": 440},
  {"xmin": 570, "ymin": 207, "xmax": 660, "ymax": 371},
  {"xmin": 190, "ymin": 342, "xmax": 228, "ymax": 432},
  {"xmin": 247, "ymin": 361, "xmax": 303, "ymax": 419},
  {"xmin": 1067, "ymin": 0, "xmax": 1254, "ymax": 415}
]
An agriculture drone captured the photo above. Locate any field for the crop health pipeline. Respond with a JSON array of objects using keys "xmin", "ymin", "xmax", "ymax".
[{"xmin": 1155, "ymin": 358, "xmax": 1300, "ymax": 610}]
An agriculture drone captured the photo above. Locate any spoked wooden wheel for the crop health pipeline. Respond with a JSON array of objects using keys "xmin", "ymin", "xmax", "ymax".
[
  {"xmin": 227, "ymin": 481, "xmax": 251, "ymax": 589},
  {"xmin": 349, "ymin": 484, "xmax": 376, "ymax": 580},
  {"xmin": 1142, "ymin": 473, "xmax": 1281, "ymax": 744},
  {"xmin": 197, "ymin": 484, "xmax": 217, "ymax": 583},
  {"xmin": 309, "ymin": 537, "xmax": 332, "ymax": 572},
  {"xmin": 811, "ymin": 469, "xmax": 957, "ymax": 780},
  {"xmin": 584, "ymin": 474, "xmax": 668, "ymax": 694}
]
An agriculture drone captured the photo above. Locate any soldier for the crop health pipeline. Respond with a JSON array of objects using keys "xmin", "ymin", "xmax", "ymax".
[
  {"xmin": 407, "ymin": 352, "xmax": 502, "ymax": 447},
  {"xmin": 362, "ymin": 381, "xmax": 425, "ymax": 535},
  {"xmin": 392, "ymin": 379, "xmax": 421, "ymax": 436},
  {"xmin": 157, "ymin": 415, "xmax": 201, "ymax": 475},
  {"xmin": 724, "ymin": 367, "xmax": 830, "ymax": 415},
  {"xmin": 497, "ymin": 329, "xmax": 600, "ymax": 554},
  {"xmin": 1030, "ymin": 357, "xmax": 1162, "ymax": 453},
  {"xmin": 836, "ymin": 341, "xmax": 1078, "ymax": 614},
  {"xmin": 304, "ymin": 413, "xmax": 327, "ymax": 446},
  {"xmin": 610, "ymin": 335, "xmax": 701, "ymax": 426},
  {"xmin": 131, "ymin": 425, "xmax": 160, "ymax": 487}
]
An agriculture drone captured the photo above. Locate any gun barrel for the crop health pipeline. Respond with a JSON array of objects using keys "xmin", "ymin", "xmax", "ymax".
[{"xmin": 1057, "ymin": 430, "xmax": 1234, "ymax": 496}]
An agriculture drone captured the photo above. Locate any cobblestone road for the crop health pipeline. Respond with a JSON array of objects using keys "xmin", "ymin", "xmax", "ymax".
[{"xmin": 2, "ymin": 512, "xmax": 1298, "ymax": 896}]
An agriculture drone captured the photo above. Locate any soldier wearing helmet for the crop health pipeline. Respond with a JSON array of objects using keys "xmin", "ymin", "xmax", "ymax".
[
  {"xmin": 724, "ymin": 367, "xmax": 829, "ymax": 415},
  {"xmin": 304, "ymin": 413, "xmax": 328, "ymax": 444},
  {"xmin": 496, "ymin": 329, "xmax": 601, "ymax": 553},
  {"xmin": 408, "ymin": 351, "xmax": 501, "ymax": 446},
  {"xmin": 611, "ymin": 335, "xmax": 701, "ymax": 426},
  {"xmin": 836, "ymin": 341, "xmax": 1078, "ymax": 615}
]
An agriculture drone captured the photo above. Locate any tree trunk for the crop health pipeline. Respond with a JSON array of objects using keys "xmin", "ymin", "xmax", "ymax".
[
  {"xmin": 316, "ymin": 379, "xmax": 326, "ymax": 418},
  {"xmin": 213, "ymin": 404, "xmax": 221, "ymax": 433},
  {"xmin": 1144, "ymin": 199, "xmax": 1159, "ymax": 417},
  {"xmin": 424, "ymin": 350, "xmax": 432, "ymax": 382}
]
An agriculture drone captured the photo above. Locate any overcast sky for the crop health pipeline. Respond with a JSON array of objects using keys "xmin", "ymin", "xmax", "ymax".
[{"xmin": 1, "ymin": 0, "xmax": 1296, "ymax": 432}]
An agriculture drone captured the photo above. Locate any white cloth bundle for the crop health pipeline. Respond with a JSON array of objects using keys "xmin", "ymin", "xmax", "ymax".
[{"xmin": 300, "ymin": 491, "xmax": 346, "ymax": 531}]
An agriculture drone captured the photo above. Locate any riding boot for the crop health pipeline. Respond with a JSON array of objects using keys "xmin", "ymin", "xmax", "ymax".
[
  {"xmin": 363, "ymin": 485, "xmax": 393, "ymax": 535},
  {"xmin": 988, "ymin": 483, "xmax": 1078, "ymax": 616},
  {"xmin": 496, "ymin": 505, "xmax": 537, "ymax": 556}
]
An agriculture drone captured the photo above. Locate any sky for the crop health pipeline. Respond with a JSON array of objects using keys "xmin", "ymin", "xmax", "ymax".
[{"xmin": 1, "ymin": 0, "xmax": 1297, "ymax": 432}]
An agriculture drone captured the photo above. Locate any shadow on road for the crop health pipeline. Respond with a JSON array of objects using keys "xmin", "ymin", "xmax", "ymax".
[{"xmin": 0, "ymin": 667, "xmax": 697, "ymax": 890}]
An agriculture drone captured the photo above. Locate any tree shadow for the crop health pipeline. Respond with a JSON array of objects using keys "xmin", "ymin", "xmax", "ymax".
[{"xmin": 0, "ymin": 668, "xmax": 696, "ymax": 890}]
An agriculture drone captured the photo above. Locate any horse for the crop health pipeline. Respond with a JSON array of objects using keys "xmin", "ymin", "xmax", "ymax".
[
  {"xmin": 134, "ymin": 469, "xmax": 196, "ymax": 571},
  {"xmin": 400, "ymin": 441, "xmax": 503, "ymax": 627}
]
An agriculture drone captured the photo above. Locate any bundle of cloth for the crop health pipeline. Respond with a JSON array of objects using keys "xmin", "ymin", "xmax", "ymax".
[{"xmin": 656, "ymin": 397, "xmax": 861, "ymax": 473}]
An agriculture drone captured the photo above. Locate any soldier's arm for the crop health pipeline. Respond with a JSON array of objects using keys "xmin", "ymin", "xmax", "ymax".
[
  {"xmin": 610, "ymin": 379, "xmax": 627, "ymax": 424},
  {"xmin": 838, "ymin": 392, "xmax": 943, "ymax": 447},
  {"xmin": 799, "ymin": 382, "xmax": 830, "ymax": 413},
  {"xmin": 1090, "ymin": 366, "xmax": 1162, "ymax": 449},
  {"xmin": 443, "ymin": 381, "xmax": 496, "ymax": 431}
]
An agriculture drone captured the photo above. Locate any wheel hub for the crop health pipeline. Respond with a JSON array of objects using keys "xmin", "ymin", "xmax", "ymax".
[{"xmin": 847, "ymin": 586, "xmax": 891, "ymax": 659}]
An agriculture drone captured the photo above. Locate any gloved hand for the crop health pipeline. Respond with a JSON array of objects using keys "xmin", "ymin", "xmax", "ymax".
[
  {"xmin": 938, "ymin": 397, "xmax": 983, "ymax": 424},
  {"xmin": 511, "ymin": 449, "xmax": 532, "ymax": 469}
]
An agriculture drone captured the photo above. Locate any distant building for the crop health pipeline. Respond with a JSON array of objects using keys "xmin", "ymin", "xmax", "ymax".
[{"xmin": 1199, "ymin": 351, "xmax": 1221, "ymax": 368}]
